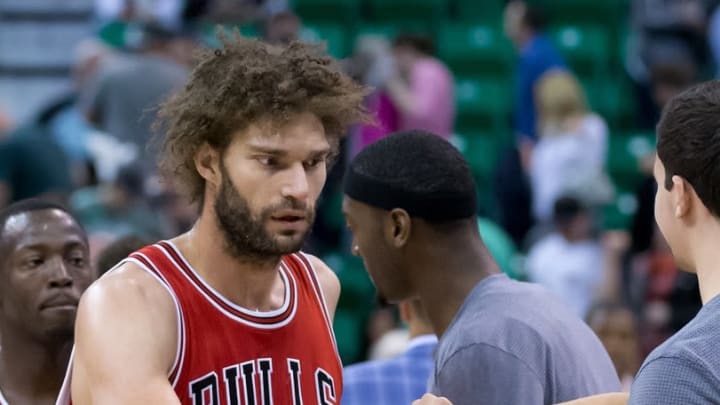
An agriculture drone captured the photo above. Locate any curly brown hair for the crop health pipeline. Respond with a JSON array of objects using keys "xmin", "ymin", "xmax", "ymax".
[{"xmin": 154, "ymin": 31, "xmax": 370, "ymax": 202}]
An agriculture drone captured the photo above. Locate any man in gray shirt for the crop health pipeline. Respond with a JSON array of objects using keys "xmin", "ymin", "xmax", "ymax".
[
  {"xmin": 81, "ymin": 23, "xmax": 190, "ymax": 176},
  {"xmin": 627, "ymin": 81, "xmax": 720, "ymax": 404},
  {"xmin": 342, "ymin": 130, "xmax": 620, "ymax": 405}
]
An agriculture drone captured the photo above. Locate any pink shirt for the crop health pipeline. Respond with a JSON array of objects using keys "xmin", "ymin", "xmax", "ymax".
[{"xmin": 399, "ymin": 58, "xmax": 455, "ymax": 138}]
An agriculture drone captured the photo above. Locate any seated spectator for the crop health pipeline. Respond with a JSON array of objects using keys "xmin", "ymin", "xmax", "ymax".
[
  {"xmin": 530, "ymin": 71, "xmax": 613, "ymax": 223},
  {"xmin": 526, "ymin": 197, "xmax": 605, "ymax": 318},
  {"xmin": 587, "ymin": 302, "xmax": 641, "ymax": 392}
]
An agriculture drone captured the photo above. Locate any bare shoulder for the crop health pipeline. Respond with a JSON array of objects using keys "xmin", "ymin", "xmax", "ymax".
[
  {"xmin": 72, "ymin": 260, "xmax": 180, "ymax": 403},
  {"xmin": 81, "ymin": 261, "xmax": 175, "ymax": 318},
  {"xmin": 75, "ymin": 260, "xmax": 178, "ymax": 369},
  {"xmin": 303, "ymin": 254, "xmax": 340, "ymax": 320}
]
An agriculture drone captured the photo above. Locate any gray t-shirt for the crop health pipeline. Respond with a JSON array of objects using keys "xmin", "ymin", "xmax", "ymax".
[
  {"xmin": 629, "ymin": 293, "xmax": 720, "ymax": 404},
  {"xmin": 82, "ymin": 53, "xmax": 188, "ymax": 173},
  {"xmin": 430, "ymin": 274, "xmax": 620, "ymax": 405}
]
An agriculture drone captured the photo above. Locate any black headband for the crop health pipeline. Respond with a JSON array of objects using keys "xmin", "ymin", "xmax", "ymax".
[{"xmin": 343, "ymin": 168, "xmax": 477, "ymax": 222}]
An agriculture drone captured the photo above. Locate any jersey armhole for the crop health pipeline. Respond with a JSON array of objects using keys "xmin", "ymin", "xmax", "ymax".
[
  {"xmin": 295, "ymin": 253, "xmax": 340, "ymax": 357},
  {"xmin": 126, "ymin": 255, "xmax": 186, "ymax": 387}
]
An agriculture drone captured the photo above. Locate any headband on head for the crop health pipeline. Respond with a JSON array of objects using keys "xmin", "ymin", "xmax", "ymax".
[{"xmin": 343, "ymin": 167, "xmax": 477, "ymax": 222}]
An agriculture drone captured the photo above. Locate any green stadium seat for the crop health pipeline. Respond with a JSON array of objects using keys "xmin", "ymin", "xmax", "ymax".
[
  {"xmin": 300, "ymin": 24, "xmax": 350, "ymax": 58},
  {"xmin": 291, "ymin": 0, "xmax": 360, "ymax": 25},
  {"xmin": 452, "ymin": 0, "xmax": 505, "ymax": 22},
  {"xmin": 367, "ymin": 0, "xmax": 447, "ymax": 28},
  {"xmin": 333, "ymin": 309, "xmax": 365, "ymax": 364},
  {"xmin": 530, "ymin": 0, "xmax": 627, "ymax": 26},
  {"xmin": 550, "ymin": 25, "xmax": 610, "ymax": 79},
  {"xmin": 455, "ymin": 78, "xmax": 512, "ymax": 132},
  {"xmin": 606, "ymin": 131, "xmax": 655, "ymax": 190},
  {"xmin": 602, "ymin": 190, "xmax": 638, "ymax": 231},
  {"xmin": 438, "ymin": 24, "xmax": 513, "ymax": 77},
  {"xmin": 583, "ymin": 78, "xmax": 635, "ymax": 130},
  {"xmin": 455, "ymin": 132, "xmax": 503, "ymax": 183},
  {"xmin": 355, "ymin": 22, "xmax": 431, "ymax": 41}
]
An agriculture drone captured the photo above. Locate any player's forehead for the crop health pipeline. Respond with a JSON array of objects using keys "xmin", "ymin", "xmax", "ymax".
[
  {"xmin": 2, "ymin": 209, "xmax": 87, "ymax": 253},
  {"xmin": 234, "ymin": 112, "xmax": 329, "ymax": 152}
]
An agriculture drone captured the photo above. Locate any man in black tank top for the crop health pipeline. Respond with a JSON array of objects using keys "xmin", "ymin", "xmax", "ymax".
[{"xmin": 0, "ymin": 199, "xmax": 94, "ymax": 405}]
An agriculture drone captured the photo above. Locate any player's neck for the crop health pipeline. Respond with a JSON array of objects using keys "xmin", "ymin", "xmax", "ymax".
[
  {"xmin": 681, "ymin": 220, "xmax": 720, "ymax": 305},
  {"xmin": 415, "ymin": 235, "xmax": 499, "ymax": 337},
  {"xmin": 0, "ymin": 325, "xmax": 71, "ymax": 401},
  {"xmin": 175, "ymin": 216, "xmax": 285, "ymax": 311}
]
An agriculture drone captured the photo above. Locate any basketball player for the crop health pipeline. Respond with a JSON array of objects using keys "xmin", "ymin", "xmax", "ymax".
[
  {"xmin": 0, "ymin": 199, "xmax": 94, "ymax": 405},
  {"xmin": 342, "ymin": 130, "xmax": 620, "ymax": 405},
  {"xmin": 57, "ymin": 34, "xmax": 368, "ymax": 404}
]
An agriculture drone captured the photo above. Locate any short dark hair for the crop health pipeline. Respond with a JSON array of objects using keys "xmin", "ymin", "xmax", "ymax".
[
  {"xmin": 96, "ymin": 235, "xmax": 152, "ymax": 276},
  {"xmin": 0, "ymin": 198, "xmax": 85, "ymax": 244},
  {"xmin": 553, "ymin": 196, "xmax": 586, "ymax": 226},
  {"xmin": 521, "ymin": 2, "xmax": 547, "ymax": 32},
  {"xmin": 657, "ymin": 80, "xmax": 720, "ymax": 216},
  {"xmin": 346, "ymin": 130, "xmax": 477, "ymax": 223},
  {"xmin": 393, "ymin": 34, "xmax": 435, "ymax": 56}
]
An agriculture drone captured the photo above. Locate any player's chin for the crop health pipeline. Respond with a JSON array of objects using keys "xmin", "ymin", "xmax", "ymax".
[{"xmin": 272, "ymin": 233, "xmax": 308, "ymax": 254}]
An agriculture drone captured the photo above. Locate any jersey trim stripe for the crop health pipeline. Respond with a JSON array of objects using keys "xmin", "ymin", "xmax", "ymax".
[
  {"xmin": 126, "ymin": 253, "xmax": 186, "ymax": 387},
  {"xmin": 294, "ymin": 253, "xmax": 342, "ymax": 365},
  {"xmin": 155, "ymin": 242, "xmax": 299, "ymax": 330},
  {"xmin": 159, "ymin": 241, "xmax": 295, "ymax": 324}
]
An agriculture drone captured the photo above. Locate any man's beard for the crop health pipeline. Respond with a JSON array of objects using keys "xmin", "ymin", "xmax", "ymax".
[{"xmin": 214, "ymin": 166, "xmax": 315, "ymax": 262}]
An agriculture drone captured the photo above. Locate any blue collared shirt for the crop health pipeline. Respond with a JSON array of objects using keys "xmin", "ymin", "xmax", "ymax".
[
  {"xmin": 342, "ymin": 334, "xmax": 437, "ymax": 405},
  {"xmin": 514, "ymin": 34, "xmax": 566, "ymax": 142}
]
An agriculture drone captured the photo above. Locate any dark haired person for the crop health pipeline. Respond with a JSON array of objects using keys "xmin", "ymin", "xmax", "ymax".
[
  {"xmin": 341, "ymin": 130, "xmax": 619, "ymax": 405},
  {"xmin": 497, "ymin": 0, "xmax": 566, "ymax": 246},
  {"xmin": 0, "ymin": 199, "xmax": 93, "ymax": 405},
  {"xmin": 628, "ymin": 80, "xmax": 720, "ymax": 404},
  {"xmin": 58, "ymin": 33, "xmax": 369, "ymax": 404}
]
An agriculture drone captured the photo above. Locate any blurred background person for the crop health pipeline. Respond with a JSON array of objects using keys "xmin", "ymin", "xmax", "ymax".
[
  {"xmin": 587, "ymin": 302, "xmax": 641, "ymax": 392},
  {"xmin": 530, "ymin": 70, "xmax": 613, "ymax": 224},
  {"xmin": 343, "ymin": 299, "xmax": 436, "ymax": 405},
  {"xmin": 383, "ymin": 34, "xmax": 455, "ymax": 138}
]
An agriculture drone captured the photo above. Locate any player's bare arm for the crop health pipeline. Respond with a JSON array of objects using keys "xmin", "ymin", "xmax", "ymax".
[
  {"xmin": 307, "ymin": 254, "xmax": 341, "ymax": 321},
  {"xmin": 71, "ymin": 262, "xmax": 180, "ymax": 404}
]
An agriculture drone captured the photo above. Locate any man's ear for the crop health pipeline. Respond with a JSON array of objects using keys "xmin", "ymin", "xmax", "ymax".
[
  {"xmin": 384, "ymin": 208, "xmax": 411, "ymax": 248},
  {"xmin": 194, "ymin": 143, "xmax": 221, "ymax": 188},
  {"xmin": 671, "ymin": 175, "xmax": 691, "ymax": 219}
]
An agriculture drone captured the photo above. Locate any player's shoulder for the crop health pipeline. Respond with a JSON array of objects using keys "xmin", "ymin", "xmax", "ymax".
[
  {"xmin": 298, "ymin": 253, "xmax": 340, "ymax": 291},
  {"xmin": 80, "ymin": 260, "xmax": 175, "ymax": 319}
]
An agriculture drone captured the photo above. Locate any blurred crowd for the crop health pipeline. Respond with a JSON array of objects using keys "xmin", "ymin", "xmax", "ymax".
[{"xmin": 2, "ymin": 0, "xmax": 720, "ymax": 393}]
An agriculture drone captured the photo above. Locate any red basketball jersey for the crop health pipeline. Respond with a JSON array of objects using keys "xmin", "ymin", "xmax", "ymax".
[{"xmin": 57, "ymin": 241, "xmax": 342, "ymax": 405}]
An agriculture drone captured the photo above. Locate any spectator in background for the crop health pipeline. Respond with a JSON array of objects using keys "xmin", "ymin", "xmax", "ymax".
[
  {"xmin": 530, "ymin": 71, "xmax": 613, "ymax": 223},
  {"xmin": 587, "ymin": 302, "xmax": 641, "ymax": 392},
  {"xmin": 526, "ymin": 197, "xmax": 605, "ymax": 318},
  {"xmin": 70, "ymin": 165, "xmax": 171, "ymax": 240},
  {"xmin": 81, "ymin": 22, "xmax": 191, "ymax": 179},
  {"xmin": 263, "ymin": 11, "xmax": 301, "ymax": 45},
  {"xmin": 495, "ymin": 0, "xmax": 565, "ymax": 247},
  {"xmin": 383, "ymin": 35, "xmax": 455, "ymax": 138},
  {"xmin": 504, "ymin": 0, "xmax": 565, "ymax": 144},
  {"xmin": 95, "ymin": 234, "xmax": 152, "ymax": 276},
  {"xmin": 626, "ymin": 0, "xmax": 711, "ymax": 129},
  {"xmin": 0, "ymin": 122, "xmax": 73, "ymax": 209},
  {"xmin": 349, "ymin": 35, "xmax": 399, "ymax": 153},
  {"xmin": 343, "ymin": 299, "xmax": 437, "ymax": 405}
]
